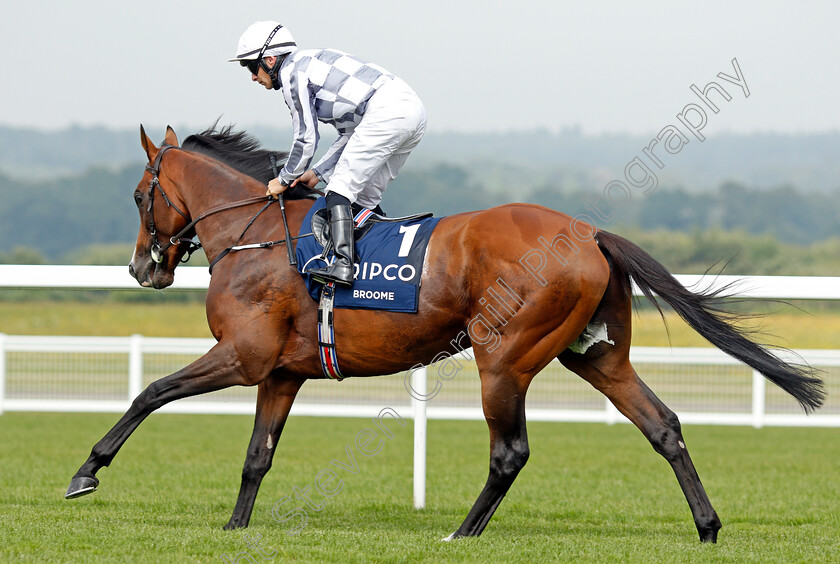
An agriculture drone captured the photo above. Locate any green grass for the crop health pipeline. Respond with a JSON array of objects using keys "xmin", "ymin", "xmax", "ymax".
[
  {"xmin": 1, "ymin": 300, "xmax": 836, "ymax": 349},
  {"xmin": 0, "ymin": 300, "xmax": 213, "ymax": 339},
  {"xmin": 1, "ymin": 413, "xmax": 838, "ymax": 563},
  {"xmin": 631, "ymin": 310, "xmax": 840, "ymax": 350}
]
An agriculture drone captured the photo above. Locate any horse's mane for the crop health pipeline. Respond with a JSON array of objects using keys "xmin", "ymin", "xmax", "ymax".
[{"xmin": 182, "ymin": 123, "xmax": 316, "ymax": 201}]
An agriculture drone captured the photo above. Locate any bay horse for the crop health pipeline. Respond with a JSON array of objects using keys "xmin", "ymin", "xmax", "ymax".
[{"xmin": 65, "ymin": 125, "xmax": 824, "ymax": 542}]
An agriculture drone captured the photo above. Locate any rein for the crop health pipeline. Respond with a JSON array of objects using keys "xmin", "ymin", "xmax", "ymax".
[{"xmin": 144, "ymin": 144, "xmax": 303, "ymax": 268}]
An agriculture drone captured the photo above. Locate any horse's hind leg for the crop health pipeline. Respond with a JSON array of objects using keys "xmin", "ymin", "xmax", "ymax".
[
  {"xmin": 576, "ymin": 358, "xmax": 721, "ymax": 542},
  {"xmin": 559, "ymin": 278, "xmax": 722, "ymax": 542},
  {"xmin": 447, "ymin": 369, "xmax": 530, "ymax": 539},
  {"xmin": 225, "ymin": 375, "xmax": 303, "ymax": 530}
]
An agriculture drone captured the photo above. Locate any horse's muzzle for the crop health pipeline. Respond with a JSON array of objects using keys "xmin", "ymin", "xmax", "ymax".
[{"xmin": 129, "ymin": 261, "xmax": 152, "ymax": 288}]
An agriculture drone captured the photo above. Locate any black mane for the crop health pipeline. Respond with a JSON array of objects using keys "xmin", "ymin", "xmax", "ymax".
[{"xmin": 182, "ymin": 124, "xmax": 316, "ymax": 201}]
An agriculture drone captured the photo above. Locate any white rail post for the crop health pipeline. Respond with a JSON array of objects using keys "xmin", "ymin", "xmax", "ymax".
[
  {"xmin": 0, "ymin": 333, "xmax": 6, "ymax": 415},
  {"xmin": 605, "ymin": 397, "xmax": 620, "ymax": 425},
  {"xmin": 752, "ymin": 369, "xmax": 766, "ymax": 429},
  {"xmin": 128, "ymin": 334, "xmax": 144, "ymax": 401},
  {"xmin": 412, "ymin": 366, "xmax": 427, "ymax": 509}
]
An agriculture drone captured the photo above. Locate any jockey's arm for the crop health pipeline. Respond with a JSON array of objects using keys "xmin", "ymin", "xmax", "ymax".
[
  {"xmin": 311, "ymin": 130, "xmax": 352, "ymax": 184},
  {"xmin": 278, "ymin": 70, "xmax": 320, "ymax": 184},
  {"xmin": 266, "ymin": 169, "xmax": 320, "ymax": 196},
  {"xmin": 293, "ymin": 170, "xmax": 321, "ymax": 188}
]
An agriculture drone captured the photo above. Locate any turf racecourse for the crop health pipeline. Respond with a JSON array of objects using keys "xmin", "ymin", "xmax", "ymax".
[{"xmin": 1, "ymin": 414, "xmax": 838, "ymax": 563}]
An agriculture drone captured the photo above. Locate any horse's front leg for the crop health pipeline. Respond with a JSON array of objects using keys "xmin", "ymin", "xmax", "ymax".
[
  {"xmin": 65, "ymin": 340, "xmax": 262, "ymax": 499},
  {"xmin": 225, "ymin": 375, "xmax": 304, "ymax": 530}
]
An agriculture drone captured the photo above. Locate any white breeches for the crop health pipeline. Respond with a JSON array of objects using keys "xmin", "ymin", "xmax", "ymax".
[{"xmin": 325, "ymin": 78, "xmax": 427, "ymax": 209}]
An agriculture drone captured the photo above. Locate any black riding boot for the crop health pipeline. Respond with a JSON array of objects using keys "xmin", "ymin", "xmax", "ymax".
[{"xmin": 310, "ymin": 201, "xmax": 355, "ymax": 286}]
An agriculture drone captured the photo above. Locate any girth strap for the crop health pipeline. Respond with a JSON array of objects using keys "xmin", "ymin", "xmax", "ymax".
[{"xmin": 317, "ymin": 282, "xmax": 344, "ymax": 380}]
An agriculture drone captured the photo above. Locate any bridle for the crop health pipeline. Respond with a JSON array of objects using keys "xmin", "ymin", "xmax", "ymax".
[
  {"xmin": 143, "ymin": 144, "xmax": 274, "ymax": 265},
  {"xmin": 144, "ymin": 144, "xmax": 199, "ymax": 264}
]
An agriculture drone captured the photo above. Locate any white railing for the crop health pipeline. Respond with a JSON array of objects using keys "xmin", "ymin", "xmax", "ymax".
[
  {"xmin": 2, "ymin": 266, "xmax": 839, "ymax": 508},
  {"xmin": 2, "ymin": 334, "xmax": 839, "ymax": 510},
  {"xmin": 3, "ymin": 264, "xmax": 840, "ymax": 299},
  {"xmin": 1, "ymin": 335, "xmax": 837, "ymax": 425}
]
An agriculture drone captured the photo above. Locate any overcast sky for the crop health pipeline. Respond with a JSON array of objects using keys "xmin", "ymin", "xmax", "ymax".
[{"xmin": 1, "ymin": 1, "xmax": 837, "ymax": 137}]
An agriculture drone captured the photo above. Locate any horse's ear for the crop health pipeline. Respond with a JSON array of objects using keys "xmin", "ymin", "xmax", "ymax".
[
  {"xmin": 164, "ymin": 125, "xmax": 179, "ymax": 147},
  {"xmin": 140, "ymin": 124, "xmax": 158, "ymax": 163}
]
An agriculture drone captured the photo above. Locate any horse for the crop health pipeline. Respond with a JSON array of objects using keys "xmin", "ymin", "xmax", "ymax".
[{"xmin": 65, "ymin": 125, "xmax": 824, "ymax": 543}]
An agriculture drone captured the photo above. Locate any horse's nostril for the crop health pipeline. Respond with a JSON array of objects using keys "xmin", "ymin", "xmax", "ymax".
[{"xmin": 128, "ymin": 263, "xmax": 135, "ymax": 277}]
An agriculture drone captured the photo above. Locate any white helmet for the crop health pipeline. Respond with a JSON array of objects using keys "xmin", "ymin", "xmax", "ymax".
[{"xmin": 228, "ymin": 21, "xmax": 296, "ymax": 63}]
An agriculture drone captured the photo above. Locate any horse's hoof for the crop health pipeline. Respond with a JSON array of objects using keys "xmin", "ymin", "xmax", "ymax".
[
  {"xmin": 65, "ymin": 475, "xmax": 99, "ymax": 499},
  {"xmin": 699, "ymin": 529, "xmax": 719, "ymax": 543},
  {"xmin": 440, "ymin": 532, "xmax": 458, "ymax": 542},
  {"xmin": 697, "ymin": 516, "xmax": 721, "ymax": 543}
]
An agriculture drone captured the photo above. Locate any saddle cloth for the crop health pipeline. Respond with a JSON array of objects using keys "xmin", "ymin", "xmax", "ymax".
[{"xmin": 295, "ymin": 197, "xmax": 442, "ymax": 313}]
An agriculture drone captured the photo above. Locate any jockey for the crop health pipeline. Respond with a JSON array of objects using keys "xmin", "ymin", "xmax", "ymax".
[{"xmin": 230, "ymin": 21, "xmax": 427, "ymax": 286}]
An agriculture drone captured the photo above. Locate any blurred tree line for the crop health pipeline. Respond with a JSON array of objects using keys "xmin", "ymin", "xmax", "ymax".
[{"xmin": 1, "ymin": 162, "xmax": 839, "ymax": 277}]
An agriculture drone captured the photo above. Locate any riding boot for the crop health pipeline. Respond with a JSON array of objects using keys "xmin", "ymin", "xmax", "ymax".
[{"xmin": 309, "ymin": 203, "xmax": 356, "ymax": 286}]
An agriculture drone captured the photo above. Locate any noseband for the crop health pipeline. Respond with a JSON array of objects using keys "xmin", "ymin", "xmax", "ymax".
[{"xmin": 144, "ymin": 144, "xmax": 201, "ymax": 264}]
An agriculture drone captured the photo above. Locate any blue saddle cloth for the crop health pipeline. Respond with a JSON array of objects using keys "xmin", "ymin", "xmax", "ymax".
[{"xmin": 295, "ymin": 198, "xmax": 442, "ymax": 313}]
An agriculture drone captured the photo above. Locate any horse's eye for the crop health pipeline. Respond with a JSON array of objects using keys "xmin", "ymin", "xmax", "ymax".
[{"xmin": 134, "ymin": 192, "xmax": 143, "ymax": 206}]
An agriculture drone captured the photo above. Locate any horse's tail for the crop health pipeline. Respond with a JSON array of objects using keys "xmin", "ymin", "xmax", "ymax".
[{"xmin": 595, "ymin": 229, "xmax": 825, "ymax": 413}]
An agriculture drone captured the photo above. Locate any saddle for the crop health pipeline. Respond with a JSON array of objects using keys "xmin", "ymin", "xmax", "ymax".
[
  {"xmin": 311, "ymin": 206, "xmax": 433, "ymax": 248},
  {"xmin": 307, "ymin": 204, "xmax": 437, "ymax": 381},
  {"xmin": 296, "ymin": 197, "xmax": 442, "ymax": 314}
]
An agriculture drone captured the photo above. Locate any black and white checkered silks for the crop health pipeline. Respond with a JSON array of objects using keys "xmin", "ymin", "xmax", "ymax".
[{"xmin": 277, "ymin": 49, "xmax": 426, "ymax": 209}]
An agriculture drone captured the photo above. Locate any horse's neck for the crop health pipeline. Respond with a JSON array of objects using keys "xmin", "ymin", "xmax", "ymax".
[
  {"xmin": 175, "ymin": 157, "xmax": 271, "ymax": 254},
  {"xmin": 175, "ymin": 161, "xmax": 313, "ymax": 261}
]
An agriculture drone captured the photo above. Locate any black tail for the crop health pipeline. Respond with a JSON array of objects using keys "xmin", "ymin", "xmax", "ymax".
[{"xmin": 596, "ymin": 230, "xmax": 825, "ymax": 413}]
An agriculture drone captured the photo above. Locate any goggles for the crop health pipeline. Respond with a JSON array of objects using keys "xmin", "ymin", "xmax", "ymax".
[{"xmin": 240, "ymin": 59, "xmax": 261, "ymax": 76}]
